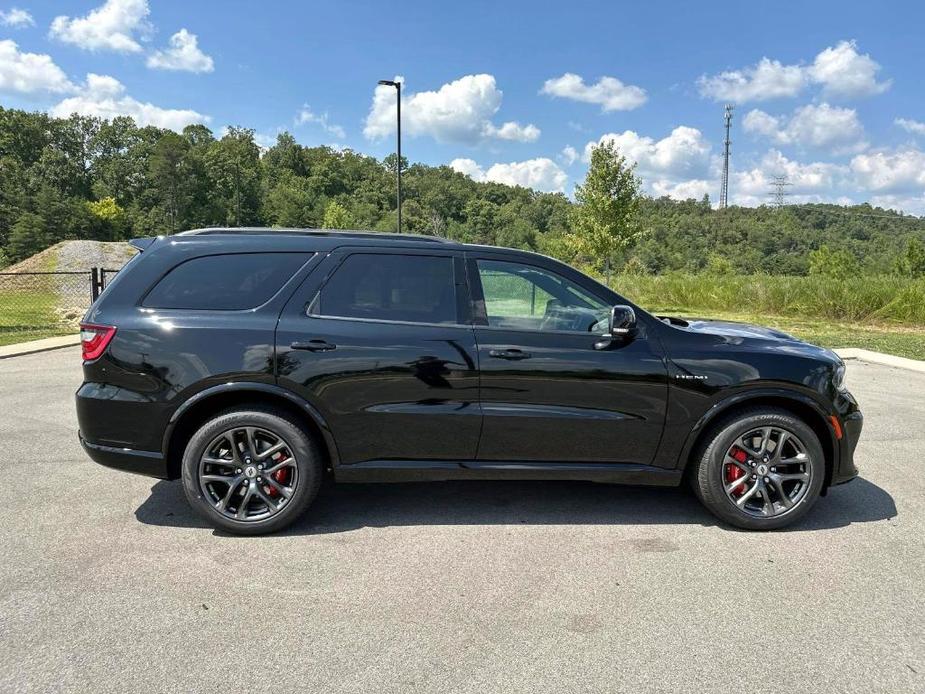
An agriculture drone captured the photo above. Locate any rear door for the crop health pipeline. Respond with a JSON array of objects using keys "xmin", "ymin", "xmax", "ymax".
[
  {"xmin": 275, "ymin": 248, "xmax": 481, "ymax": 466},
  {"xmin": 468, "ymin": 253, "xmax": 668, "ymax": 465}
]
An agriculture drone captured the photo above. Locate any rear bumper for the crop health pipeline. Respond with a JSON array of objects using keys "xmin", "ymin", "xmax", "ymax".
[
  {"xmin": 79, "ymin": 432, "xmax": 169, "ymax": 479},
  {"xmin": 832, "ymin": 410, "xmax": 863, "ymax": 485}
]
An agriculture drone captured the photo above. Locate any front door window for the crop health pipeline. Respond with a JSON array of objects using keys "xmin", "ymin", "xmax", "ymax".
[{"xmin": 476, "ymin": 259, "xmax": 609, "ymax": 333}]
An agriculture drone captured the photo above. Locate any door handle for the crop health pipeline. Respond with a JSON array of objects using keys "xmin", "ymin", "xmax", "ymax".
[
  {"xmin": 291, "ymin": 339, "xmax": 336, "ymax": 352},
  {"xmin": 489, "ymin": 348, "xmax": 531, "ymax": 361}
]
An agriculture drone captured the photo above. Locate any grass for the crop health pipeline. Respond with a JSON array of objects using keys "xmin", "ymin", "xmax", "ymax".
[
  {"xmin": 0, "ymin": 245, "xmax": 82, "ymax": 346},
  {"xmin": 609, "ymin": 273, "xmax": 925, "ymax": 360},
  {"xmin": 0, "ymin": 328, "xmax": 73, "ymax": 347},
  {"xmin": 613, "ymin": 273, "xmax": 925, "ymax": 324},
  {"xmin": 650, "ymin": 308, "xmax": 925, "ymax": 360},
  {"xmin": 0, "ymin": 289, "xmax": 74, "ymax": 346}
]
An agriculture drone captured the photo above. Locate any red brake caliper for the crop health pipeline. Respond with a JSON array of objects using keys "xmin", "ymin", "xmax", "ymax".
[
  {"xmin": 265, "ymin": 452, "xmax": 289, "ymax": 497},
  {"xmin": 725, "ymin": 447, "xmax": 748, "ymax": 496}
]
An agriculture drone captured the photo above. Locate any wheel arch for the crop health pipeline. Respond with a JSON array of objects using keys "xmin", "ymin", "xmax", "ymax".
[
  {"xmin": 162, "ymin": 383, "xmax": 339, "ymax": 480},
  {"xmin": 677, "ymin": 389, "xmax": 838, "ymax": 491}
]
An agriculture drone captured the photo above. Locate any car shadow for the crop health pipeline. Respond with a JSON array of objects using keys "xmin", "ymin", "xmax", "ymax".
[{"xmin": 134, "ymin": 476, "xmax": 896, "ymax": 536}]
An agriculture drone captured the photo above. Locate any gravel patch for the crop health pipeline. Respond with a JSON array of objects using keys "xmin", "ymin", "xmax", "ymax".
[{"xmin": 53, "ymin": 241, "xmax": 137, "ymax": 324}]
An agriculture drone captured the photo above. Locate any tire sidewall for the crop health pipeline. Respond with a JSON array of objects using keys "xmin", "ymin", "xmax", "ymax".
[
  {"xmin": 181, "ymin": 409, "xmax": 321, "ymax": 535},
  {"xmin": 698, "ymin": 410, "xmax": 826, "ymax": 530}
]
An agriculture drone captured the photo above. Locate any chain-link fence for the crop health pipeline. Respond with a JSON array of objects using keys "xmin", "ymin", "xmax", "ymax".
[{"xmin": 0, "ymin": 268, "xmax": 117, "ymax": 343}]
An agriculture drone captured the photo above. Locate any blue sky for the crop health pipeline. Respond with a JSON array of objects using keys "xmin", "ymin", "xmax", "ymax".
[{"xmin": 2, "ymin": 0, "xmax": 925, "ymax": 212}]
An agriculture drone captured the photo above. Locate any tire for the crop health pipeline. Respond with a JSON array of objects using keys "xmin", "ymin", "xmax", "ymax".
[
  {"xmin": 690, "ymin": 407, "xmax": 826, "ymax": 530},
  {"xmin": 181, "ymin": 406, "xmax": 323, "ymax": 535}
]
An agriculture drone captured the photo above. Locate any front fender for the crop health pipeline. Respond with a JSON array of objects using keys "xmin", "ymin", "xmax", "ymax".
[{"xmin": 660, "ymin": 384, "xmax": 839, "ymax": 479}]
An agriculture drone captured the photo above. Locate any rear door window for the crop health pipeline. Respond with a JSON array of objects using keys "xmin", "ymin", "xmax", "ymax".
[
  {"xmin": 312, "ymin": 253, "xmax": 458, "ymax": 324},
  {"xmin": 144, "ymin": 253, "xmax": 310, "ymax": 310}
]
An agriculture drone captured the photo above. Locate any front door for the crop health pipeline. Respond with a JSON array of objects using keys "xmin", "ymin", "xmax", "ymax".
[
  {"xmin": 469, "ymin": 255, "xmax": 668, "ymax": 465},
  {"xmin": 276, "ymin": 249, "xmax": 481, "ymax": 466}
]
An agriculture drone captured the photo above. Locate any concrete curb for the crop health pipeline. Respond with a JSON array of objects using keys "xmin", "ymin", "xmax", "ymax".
[
  {"xmin": 835, "ymin": 348, "xmax": 925, "ymax": 374},
  {"xmin": 0, "ymin": 334, "xmax": 80, "ymax": 359}
]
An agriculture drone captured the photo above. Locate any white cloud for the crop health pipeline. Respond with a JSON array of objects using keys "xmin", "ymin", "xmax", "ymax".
[
  {"xmin": 146, "ymin": 29, "xmax": 213, "ymax": 73},
  {"xmin": 0, "ymin": 7, "xmax": 34, "ymax": 28},
  {"xmin": 698, "ymin": 40, "xmax": 889, "ymax": 103},
  {"xmin": 541, "ymin": 73, "xmax": 647, "ymax": 111},
  {"xmin": 559, "ymin": 145, "xmax": 579, "ymax": 166},
  {"xmin": 809, "ymin": 40, "xmax": 890, "ymax": 99},
  {"xmin": 733, "ymin": 150, "xmax": 848, "ymax": 206},
  {"xmin": 295, "ymin": 105, "xmax": 346, "ymax": 140},
  {"xmin": 584, "ymin": 127, "xmax": 712, "ymax": 202},
  {"xmin": 698, "ymin": 58, "xmax": 806, "ymax": 103},
  {"xmin": 50, "ymin": 73, "xmax": 209, "ymax": 131},
  {"xmin": 742, "ymin": 109, "xmax": 781, "ymax": 137},
  {"xmin": 50, "ymin": 0, "xmax": 150, "ymax": 53},
  {"xmin": 651, "ymin": 178, "xmax": 715, "ymax": 200},
  {"xmin": 482, "ymin": 121, "xmax": 540, "ymax": 142},
  {"xmin": 850, "ymin": 148, "xmax": 925, "ymax": 194},
  {"xmin": 584, "ymin": 126, "xmax": 711, "ymax": 178},
  {"xmin": 449, "ymin": 158, "xmax": 484, "ymax": 180},
  {"xmin": 364, "ymin": 74, "xmax": 540, "ymax": 145},
  {"xmin": 896, "ymin": 118, "xmax": 925, "ymax": 136},
  {"xmin": 450, "ymin": 157, "xmax": 568, "ymax": 193},
  {"xmin": 743, "ymin": 103, "xmax": 866, "ymax": 153},
  {"xmin": 0, "ymin": 40, "xmax": 74, "ymax": 95},
  {"xmin": 868, "ymin": 194, "xmax": 925, "ymax": 216}
]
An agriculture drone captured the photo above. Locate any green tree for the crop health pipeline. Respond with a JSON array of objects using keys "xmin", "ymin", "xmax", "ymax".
[
  {"xmin": 264, "ymin": 172, "xmax": 316, "ymax": 227},
  {"xmin": 808, "ymin": 244, "xmax": 859, "ymax": 280},
  {"xmin": 7, "ymin": 212, "xmax": 48, "ymax": 261},
  {"xmin": 148, "ymin": 132, "xmax": 192, "ymax": 232},
  {"xmin": 204, "ymin": 127, "xmax": 262, "ymax": 226},
  {"xmin": 703, "ymin": 253, "xmax": 735, "ymax": 275},
  {"xmin": 567, "ymin": 140, "xmax": 643, "ymax": 271},
  {"xmin": 322, "ymin": 200, "xmax": 354, "ymax": 229},
  {"xmin": 895, "ymin": 237, "xmax": 925, "ymax": 277},
  {"xmin": 87, "ymin": 197, "xmax": 128, "ymax": 240}
]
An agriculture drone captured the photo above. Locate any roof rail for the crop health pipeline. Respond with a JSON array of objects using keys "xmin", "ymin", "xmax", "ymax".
[{"xmin": 179, "ymin": 227, "xmax": 451, "ymax": 243}]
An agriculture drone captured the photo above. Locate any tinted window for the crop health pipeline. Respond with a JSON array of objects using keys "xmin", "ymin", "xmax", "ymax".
[
  {"xmin": 314, "ymin": 253, "xmax": 457, "ymax": 324},
  {"xmin": 477, "ymin": 259, "xmax": 608, "ymax": 332},
  {"xmin": 144, "ymin": 253, "xmax": 310, "ymax": 310}
]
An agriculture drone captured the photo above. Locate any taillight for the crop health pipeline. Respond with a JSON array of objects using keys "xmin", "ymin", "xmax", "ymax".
[{"xmin": 79, "ymin": 323, "xmax": 117, "ymax": 361}]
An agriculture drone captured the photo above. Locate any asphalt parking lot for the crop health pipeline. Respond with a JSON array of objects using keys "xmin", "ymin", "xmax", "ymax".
[{"xmin": 0, "ymin": 347, "xmax": 922, "ymax": 694}]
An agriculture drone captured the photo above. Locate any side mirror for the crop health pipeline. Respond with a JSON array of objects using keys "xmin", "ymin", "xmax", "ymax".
[
  {"xmin": 609, "ymin": 305, "xmax": 636, "ymax": 336},
  {"xmin": 595, "ymin": 305, "xmax": 636, "ymax": 350}
]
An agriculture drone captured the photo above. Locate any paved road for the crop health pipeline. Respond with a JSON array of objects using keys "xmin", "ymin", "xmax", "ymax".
[{"xmin": 0, "ymin": 348, "xmax": 922, "ymax": 694}]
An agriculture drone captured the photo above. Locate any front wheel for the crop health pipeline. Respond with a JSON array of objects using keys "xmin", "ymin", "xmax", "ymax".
[
  {"xmin": 691, "ymin": 407, "xmax": 826, "ymax": 530},
  {"xmin": 181, "ymin": 406, "xmax": 323, "ymax": 535}
]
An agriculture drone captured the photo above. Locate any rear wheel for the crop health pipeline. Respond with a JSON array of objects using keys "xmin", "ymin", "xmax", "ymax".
[
  {"xmin": 691, "ymin": 407, "xmax": 826, "ymax": 530},
  {"xmin": 181, "ymin": 407, "xmax": 323, "ymax": 535}
]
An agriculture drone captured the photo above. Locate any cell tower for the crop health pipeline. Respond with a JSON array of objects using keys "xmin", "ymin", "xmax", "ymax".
[
  {"xmin": 769, "ymin": 174, "xmax": 792, "ymax": 208},
  {"xmin": 720, "ymin": 104, "xmax": 733, "ymax": 208}
]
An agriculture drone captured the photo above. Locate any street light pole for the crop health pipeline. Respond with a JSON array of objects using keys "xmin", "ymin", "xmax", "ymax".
[{"xmin": 378, "ymin": 79, "xmax": 402, "ymax": 233}]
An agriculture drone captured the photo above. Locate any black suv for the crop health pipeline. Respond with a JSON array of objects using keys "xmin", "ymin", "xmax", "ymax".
[{"xmin": 77, "ymin": 228, "xmax": 862, "ymax": 534}]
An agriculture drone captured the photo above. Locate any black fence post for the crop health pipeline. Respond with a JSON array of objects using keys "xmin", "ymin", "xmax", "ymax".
[{"xmin": 91, "ymin": 267, "xmax": 101, "ymax": 301}]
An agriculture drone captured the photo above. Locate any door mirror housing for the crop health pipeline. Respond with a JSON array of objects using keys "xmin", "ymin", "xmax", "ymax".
[
  {"xmin": 595, "ymin": 305, "xmax": 637, "ymax": 350},
  {"xmin": 609, "ymin": 305, "xmax": 636, "ymax": 336}
]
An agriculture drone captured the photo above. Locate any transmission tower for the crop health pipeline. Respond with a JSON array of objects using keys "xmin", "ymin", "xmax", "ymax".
[
  {"xmin": 719, "ymin": 104, "xmax": 733, "ymax": 208},
  {"xmin": 769, "ymin": 174, "xmax": 792, "ymax": 208}
]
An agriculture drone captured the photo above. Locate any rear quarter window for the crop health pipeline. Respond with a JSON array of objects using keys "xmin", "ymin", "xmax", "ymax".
[{"xmin": 143, "ymin": 253, "xmax": 311, "ymax": 310}]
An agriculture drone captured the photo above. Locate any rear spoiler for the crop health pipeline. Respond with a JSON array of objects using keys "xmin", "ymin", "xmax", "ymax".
[{"xmin": 129, "ymin": 236, "xmax": 160, "ymax": 252}]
